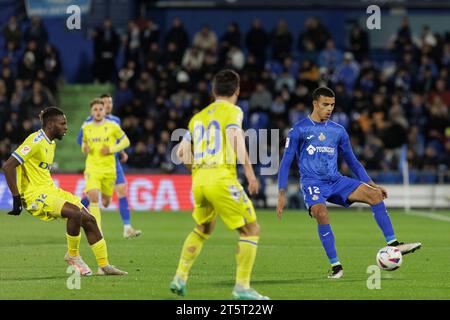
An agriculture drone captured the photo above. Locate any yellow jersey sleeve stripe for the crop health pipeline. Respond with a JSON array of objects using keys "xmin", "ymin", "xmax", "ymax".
[
  {"xmin": 118, "ymin": 134, "xmax": 126, "ymax": 141},
  {"xmin": 12, "ymin": 152, "xmax": 24, "ymax": 164}
]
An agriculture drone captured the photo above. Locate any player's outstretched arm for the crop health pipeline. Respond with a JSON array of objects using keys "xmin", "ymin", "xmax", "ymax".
[
  {"xmin": 226, "ymin": 127, "xmax": 259, "ymax": 195},
  {"xmin": 2, "ymin": 157, "xmax": 23, "ymax": 215}
]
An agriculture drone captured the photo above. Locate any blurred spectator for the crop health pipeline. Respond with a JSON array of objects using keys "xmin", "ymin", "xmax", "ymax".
[
  {"xmin": 141, "ymin": 18, "xmax": 160, "ymax": 48},
  {"xmin": 318, "ymin": 39, "xmax": 343, "ymax": 72},
  {"xmin": 298, "ymin": 17, "xmax": 330, "ymax": 52},
  {"xmin": 271, "ymin": 19, "xmax": 293, "ymax": 62},
  {"xmin": 275, "ymin": 69, "xmax": 296, "ymax": 93},
  {"xmin": 3, "ymin": 16, "xmax": 22, "ymax": 49},
  {"xmin": 332, "ymin": 52, "xmax": 360, "ymax": 94},
  {"xmin": 301, "ymin": 39, "xmax": 319, "ymax": 65},
  {"xmin": 429, "ymin": 78, "xmax": 450, "ymax": 106},
  {"xmin": 349, "ymin": 23, "xmax": 369, "ymax": 61},
  {"xmin": 249, "ymin": 83, "xmax": 272, "ymax": 112},
  {"xmin": 42, "ymin": 43, "xmax": 61, "ymax": 93},
  {"xmin": 414, "ymin": 25, "xmax": 437, "ymax": 48},
  {"xmin": 182, "ymin": 46, "xmax": 204, "ymax": 71},
  {"xmin": 220, "ymin": 22, "xmax": 241, "ymax": 63},
  {"xmin": 24, "ymin": 16, "xmax": 48, "ymax": 49},
  {"xmin": 245, "ymin": 19, "xmax": 269, "ymax": 66},
  {"xmin": 227, "ymin": 46, "xmax": 245, "ymax": 70},
  {"xmin": 165, "ymin": 17, "xmax": 189, "ymax": 54},
  {"xmin": 92, "ymin": 19, "xmax": 120, "ymax": 83},
  {"xmin": 128, "ymin": 141, "xmax": 153, "ymax": 169},
  {"xmin": 124, "ymin": 21, "xmax": 141, "ymax": 63},
  {"xmin": 193, "ymin": 25, "xmax": 218, "ymax": 53}
]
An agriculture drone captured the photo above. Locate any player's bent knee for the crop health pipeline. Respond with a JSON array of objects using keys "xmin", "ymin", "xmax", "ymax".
[
  {"xmin": 81, "ymin": 211, "xmax": 97, "ymax": 227},
  {"xmin": 61, "ymin": 202, "xmax": 83, "ymax": 220},
  {"xmin": 311, "ymin": 208, "xmax": 329, "ymax": 224},
  {"xmin": 239, "ymin": 222, "xmax": 260, "ymax": 237}
]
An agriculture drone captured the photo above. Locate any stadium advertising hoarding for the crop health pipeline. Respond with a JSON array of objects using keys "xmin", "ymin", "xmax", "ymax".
[
  {"xmin": 25, "ymin": 0, "xmax": 91, "ymax": 17},
  {"xmin": 0, "ymin": 174, "xmax": 193, "ymax": 211}
]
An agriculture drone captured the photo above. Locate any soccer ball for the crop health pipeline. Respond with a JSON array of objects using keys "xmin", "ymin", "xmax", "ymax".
[{"xmin": 376, "ymin": 246, "xmax": 403, "ymax": 271}]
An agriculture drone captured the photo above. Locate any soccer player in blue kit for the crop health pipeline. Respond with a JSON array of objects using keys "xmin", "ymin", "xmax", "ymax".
[{"xmin": 277, "ymin": 87, "xmax": 421, "ymax": 278}]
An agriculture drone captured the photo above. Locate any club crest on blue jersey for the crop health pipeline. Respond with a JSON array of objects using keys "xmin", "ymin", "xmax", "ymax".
[{"xmin": 319, "ymin": 132, "xmax": 326, "ymax": 141}]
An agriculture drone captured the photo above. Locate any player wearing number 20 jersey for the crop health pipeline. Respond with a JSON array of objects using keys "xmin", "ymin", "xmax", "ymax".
[
  {"xmin": 170, "ymin": 69, "xmax": 268, "ymax": 300},
  {"xmin": 186, "ymin": 99, "xmax": 255, "ymax": 229}
]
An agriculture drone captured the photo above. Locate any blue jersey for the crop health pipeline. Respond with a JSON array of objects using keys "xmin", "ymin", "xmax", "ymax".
[
  {"xmin": 278, "ymin": 116, "xmax": 371, "ymax": 190},
  {"xmin": 77, "ymin": 114, "xmax": 121, "ymax": 146}
]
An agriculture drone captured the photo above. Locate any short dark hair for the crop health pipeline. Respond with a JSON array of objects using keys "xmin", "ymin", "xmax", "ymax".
[
  {"xmin": 312, "ymin": 86, "xmax": 335, "ymax": 101},
  {"xmin": 90, "ymin": 98, "xmax": 104, "ymax": 108},
  {"xmin": 40, "ymin": 107, "xmax": 64, "ymax": 127},
  {"xmin": 212, "ymin": 69, "xmax": 240, "ymax": 97},
  {"xmin": 100, "ymin": 93, "xmax": 112, "ymax": 99}
]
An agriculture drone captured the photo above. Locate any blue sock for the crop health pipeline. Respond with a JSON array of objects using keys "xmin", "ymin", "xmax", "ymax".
[
  {"xmin": 81, "ymin": 197, "xmax": 90, "ymax": 208},
  {"xmin": 318, "ymin": 224, "xmax": 339, "ymax": 265},
  {"xmin": 118, "ymin": 197, "xmax": 131, "ymax": 225},
  {"xmin": 371, "ymin": 202, "xmax": 396, "ymax": 243}
]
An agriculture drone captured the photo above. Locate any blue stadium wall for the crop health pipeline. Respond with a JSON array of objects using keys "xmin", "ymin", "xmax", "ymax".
[{"xmin": 8, "ymin": 7, "xmax": 449, "ymax": 83}]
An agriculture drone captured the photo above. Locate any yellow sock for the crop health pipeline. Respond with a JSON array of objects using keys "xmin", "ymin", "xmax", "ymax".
[
  {"xmin": 175, "ymin": 228, "xmax": 209, "ymax": 281},
  {"xmin": 236, "ymin": 236, "xmax": 259, "ymax": 289},
  {"xmin": 89, "ymin": 203, "xmax": 102, "ymax": 232},
  {"xmin": 91, "ymin": 238, "xmax": 109, "ymax": 267},
  {"xmin": 66, "ymin": 233, "xmax": 81, "ymax": 257}
]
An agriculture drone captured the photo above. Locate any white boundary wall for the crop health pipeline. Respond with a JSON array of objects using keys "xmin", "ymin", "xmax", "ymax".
[{"xmin": 265, "ymin": 180, "xmax": 450, "ymax": 209}]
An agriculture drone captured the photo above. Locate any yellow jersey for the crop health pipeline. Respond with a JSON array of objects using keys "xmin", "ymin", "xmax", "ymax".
[
  {"xmin": 82, "ymin": 119, "xmax": 126, "ymax": 174},
  {"xmin": 12, "ymin": 130, "xmax": 56, "ymax": 196},
  {"xmin": 187, "ymin": 100, "xmax": 243, "ymax": 185}
]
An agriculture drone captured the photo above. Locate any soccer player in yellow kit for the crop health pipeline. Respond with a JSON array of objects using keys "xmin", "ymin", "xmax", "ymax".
[
  {"xmin": 2, "ymin": 107, "xmax": 127, "ymax": 275},
  {"xmin": 170, "ymin": 69, "xmax": 269, "ymax": 300},
  {"xmin": 81, "ymin": 98, "xmax": 130, "ymax": 232}
]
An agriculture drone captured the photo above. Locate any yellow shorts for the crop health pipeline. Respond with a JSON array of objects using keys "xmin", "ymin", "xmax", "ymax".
[
  {"xmin": 23, "ymin": 188, "xmax": 83, "ymax": 221},
  {"xmin": 192, "ymin": 179, "xmax": 257, "ymax": 230},
  {"xmin": 84, "ymin": 170, "xmax": 116, "ymax": 197}
]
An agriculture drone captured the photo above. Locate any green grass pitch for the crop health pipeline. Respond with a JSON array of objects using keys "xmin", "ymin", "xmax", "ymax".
[{"xmin": 1, "ymin": 209, "xmax": 449, "ymax": 300}]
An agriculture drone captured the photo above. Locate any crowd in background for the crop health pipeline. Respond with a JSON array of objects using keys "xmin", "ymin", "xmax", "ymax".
[
  {"xmin": 0, "ymin": 15, "xmax": 61, "ymax": 162},
  {"xmin": 1, "ymin": 15, "xmax": 450, "ymax": 185}
]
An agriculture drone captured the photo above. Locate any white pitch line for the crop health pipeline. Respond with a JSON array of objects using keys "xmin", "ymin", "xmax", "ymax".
[{"xmin": 404, "ymin": 210, "xmax": 450, "ymax": 223}]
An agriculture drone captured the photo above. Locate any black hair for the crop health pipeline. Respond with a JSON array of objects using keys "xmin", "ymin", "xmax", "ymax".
[
  {"xmin": 100, "ymin": 93, "xmax": 112, "ymax": 99},
  {"xmin": 40, "ymin": 107, "xmax": 64, "ymax": 127},
  {"xmin": 212, "ymin": 69, "xmax": 240, "ymax": 97},
  {"xmin": 312, "ymin": 86, "xmax": 335, "ymax": 101}
]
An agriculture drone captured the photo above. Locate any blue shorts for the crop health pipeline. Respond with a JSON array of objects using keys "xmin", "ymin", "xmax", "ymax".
[
  {"xmin": 301, "ymin": 176, "xmax": 362, "ymax": 212},
  {"xmin": 115, "ymin": 158, "xmax": 126, "ymax": 185}
]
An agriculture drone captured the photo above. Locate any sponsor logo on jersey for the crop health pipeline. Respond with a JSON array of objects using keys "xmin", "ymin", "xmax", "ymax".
[
  {"xmin": 20, "ymin": 145, "xmax": 31, "ymax": 156},
  {"xmin": 33, "ymin": 132, "xmax": 44, "ymax": 143},
  {"xmin": 306, "ymin": 144, "xmax": 316, "ymax": 155},
  {"xmin": 306, "ymin": 135, "xmax": 314, "ymax": 140},
  {"xmin": 38, "ymin": 162, "xmax": 52, "ymax": 170},
  {"xmin": 306, "ymin": 144, "xmax": 335, "ymax": 155}
]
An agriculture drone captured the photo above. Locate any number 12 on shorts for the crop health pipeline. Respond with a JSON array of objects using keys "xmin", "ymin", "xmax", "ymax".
[{"xmin": 307, "ymin": 186, "xmax": 320, "ymax": 194}]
